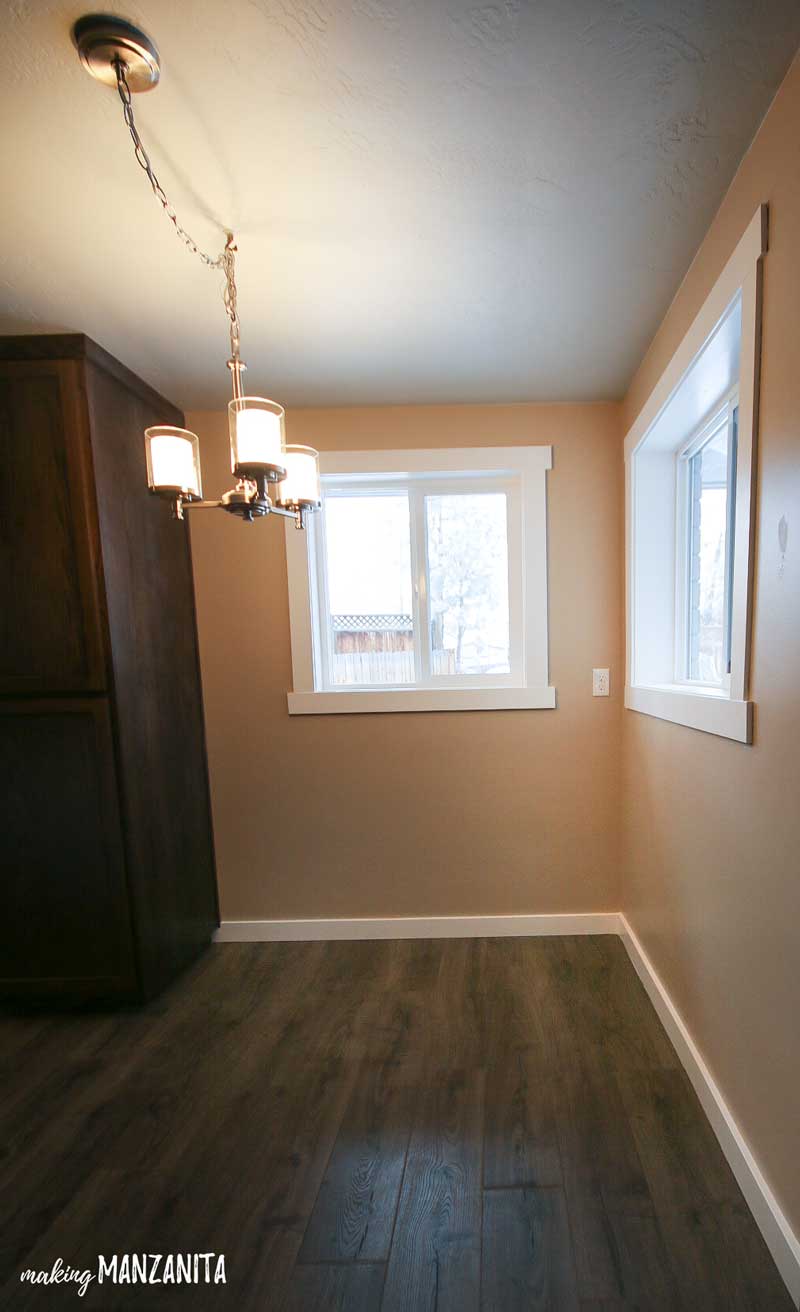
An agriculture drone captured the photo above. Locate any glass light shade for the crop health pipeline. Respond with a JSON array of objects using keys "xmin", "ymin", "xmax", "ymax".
[
  {"xmin": 277, "ymin": 445, "xmax": 321, "ymax": 508},
  {"xmin": 145, "ymin": 426, "xmax": 202, "ymax": 498},
  {"xmin": 229, "ymin": 397, "xmax": 286, "ymax": 477}
]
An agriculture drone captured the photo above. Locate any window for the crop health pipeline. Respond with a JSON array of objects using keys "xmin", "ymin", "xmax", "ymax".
[
  {"xmin": 323, "ymin": 492, "xmax": 415, "ymax": 687},
  {"xmin": 317, "ymin": 482, "xmax": 519, "ymax": 690},
  {"xmin": 677, "ymin": 399, "xmax": 738, "ymax": 688},
  {"xmin": 426, "ymin": 492, "xmax": 512, "ymax": 677},
  {"xmin": 625, "ymin": 205, "xmax": 766, "ymax": 744},
  {"xmin": 284, "ymin": 446, "xmax": 554, "ymax": 714}
]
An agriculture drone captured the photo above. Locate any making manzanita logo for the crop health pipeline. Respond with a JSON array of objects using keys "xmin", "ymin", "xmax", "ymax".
[{"xmin": 20, "ymin": 1253, "xmax": 227, "ymax": 1297}]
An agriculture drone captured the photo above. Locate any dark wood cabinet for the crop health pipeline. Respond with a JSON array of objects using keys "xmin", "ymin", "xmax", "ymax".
[
  {"xmin": 0, "ymin": 700, "xmax": 136, "ymax": 997},
  {"xmin": 0, "ymin": 359, "xmax": 107, "ymax": 693},
  {"xmin": 0, "ymin": 335, "xmax": 218, "ymax": 1002}
]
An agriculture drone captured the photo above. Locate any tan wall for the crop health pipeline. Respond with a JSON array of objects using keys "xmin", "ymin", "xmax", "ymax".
[
  {"xmin": 188, "ymin": 402, "xmax": 622, "ymax": 922},
  {"xmin": 621, "ymin": 54, "xmax": 800, "ymax": 1234}
]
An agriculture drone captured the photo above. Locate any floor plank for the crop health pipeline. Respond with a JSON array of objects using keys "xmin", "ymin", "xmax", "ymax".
[
  {"xmin": 617, "ymin": 1066, "xmax": 743, "ymax": 1210},
  {"xmin": 381, "ymin": 1068, "xmax": 485, "ymax": 1312},
  {"xmin": 283, "ymin": 1262, "xmax": 386, "ymax": 1312},
  {"xmin": 655, "ymin": 1200, "xmax": 795, "ymax": 1312},
  {"xmin": 599, "ymin": 1208, "xmax": 684, "ymax": 1310},
  {"xmin": 481, "ymin": 1187, "xmax": 580, "ymax": 1311},
  {"xmin": 298, "ymin": 1062, "xmax": 416, "ymax": 1262},
  {"xmin": 553, "ymin": 1044, "xmax": 655, "ymax": 1300},
  {"xmin": 483, "ymin": 1046, "xmax": 561, "ymax": 1189}
]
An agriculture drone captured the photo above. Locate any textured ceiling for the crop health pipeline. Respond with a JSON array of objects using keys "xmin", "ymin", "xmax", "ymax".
[{"xmin": 0, "ymin": 1, "xmax": 798, "ymax": 408}]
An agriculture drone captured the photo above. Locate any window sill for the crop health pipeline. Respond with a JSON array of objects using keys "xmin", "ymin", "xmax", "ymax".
[
  {"xmin": 625, "ymin": 684, "xmax": 752, "ymax": 743},
  {"xmin": 287, "ymin": 686, "xmax": 557, "ymax": 715}
]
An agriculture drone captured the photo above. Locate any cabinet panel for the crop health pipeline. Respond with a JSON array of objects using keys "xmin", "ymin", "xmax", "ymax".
[
  {"xmin": 0, "ymin": 700, "xmax": 138, "ymax": 998},
  {"xmin": 86, "ymin": 360, "xmax": 218, "ymax": 996},
  {"xmin": 0, "ymin": 360, "xmax": 107, "ymax": 693}
]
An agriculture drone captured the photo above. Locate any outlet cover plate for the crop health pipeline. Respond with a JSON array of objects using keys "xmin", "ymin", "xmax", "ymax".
[{"xmin": 593, "ymin": 668, "xmax": 610, "ymax": 696}]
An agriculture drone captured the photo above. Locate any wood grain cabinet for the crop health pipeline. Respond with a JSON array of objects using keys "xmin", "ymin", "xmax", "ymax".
[{"xmin": 0, "ymin": 335, "xmax": 218, "ymax": 1002}]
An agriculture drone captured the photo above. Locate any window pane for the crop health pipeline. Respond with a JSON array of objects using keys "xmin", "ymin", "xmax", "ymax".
[
  {"xmin": 724, "ymin": 407, "xmax": 738, "ymax": 673},
  {"xmin": 323, "ymin": 494, "xmax": 415, "ymax": 685},
  {"xmin": 687, "ymin": 424, "xmax": 729, "ymax": 683},
  {"xmin": 425, "ymin": 492, "xmax": 510, "ymax": 676}
]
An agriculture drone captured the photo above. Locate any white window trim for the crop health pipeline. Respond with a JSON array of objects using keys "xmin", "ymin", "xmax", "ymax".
[
  {"xmin": 285, "ymin": 445, "xmax": 555, "ymax": 714},
  {"xmin": 624, "ymin": 204, "xmax": 766, "ymax": 744}
]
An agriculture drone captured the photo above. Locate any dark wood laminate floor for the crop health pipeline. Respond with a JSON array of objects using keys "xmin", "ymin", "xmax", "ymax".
[{"xmin": 0, "ymin": 936, "xmax": 793, "ymax": 1310}]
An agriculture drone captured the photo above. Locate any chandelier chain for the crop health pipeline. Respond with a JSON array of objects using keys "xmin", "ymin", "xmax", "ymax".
[
  {"xmin": 113, "ymin": 58, "xmax": 224, "ymax": 271},
  {"xmin": 221, "ymin": 237, "xmax": 241, "ymax": 362},
  {"xmin": 113, "ymin": 58, "xmax": 242, "ymax": 362}
]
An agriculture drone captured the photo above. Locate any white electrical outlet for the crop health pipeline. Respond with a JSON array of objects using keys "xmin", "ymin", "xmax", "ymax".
[{"xmin": 593, "ymin": 668, "xmax": 610, "ymax": 697}]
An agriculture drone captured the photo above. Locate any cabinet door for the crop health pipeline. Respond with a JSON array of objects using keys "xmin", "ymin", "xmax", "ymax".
[
  {"xmin": 0, "ymin": 360, "xmax": 107, "ymax": 693},
  {"xmin": 87, "ymin": 360, "xmax": 218, "ymax": 996},
  {"xmin": 0, "ymin": 700, "xmax": 138, "ymax": 999}
]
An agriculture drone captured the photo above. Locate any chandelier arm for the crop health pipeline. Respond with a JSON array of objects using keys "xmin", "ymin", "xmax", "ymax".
[
  {"xmin": 175, "ymin": 500, "xmax": 225, "ymax": 510},
  {"xmin": 112, "ymin": 56, "xmax": 224, "ymax": 271}
]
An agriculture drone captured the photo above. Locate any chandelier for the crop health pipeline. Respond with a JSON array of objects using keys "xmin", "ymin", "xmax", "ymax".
[{"xmin": 73, "ymin": 13, "xmax": 321, "ymax": 529}]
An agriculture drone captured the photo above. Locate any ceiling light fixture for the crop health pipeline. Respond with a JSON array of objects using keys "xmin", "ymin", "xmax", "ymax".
[{"xmin": 73, "ymin": 13, "xmax": 321, "ymax": 529}]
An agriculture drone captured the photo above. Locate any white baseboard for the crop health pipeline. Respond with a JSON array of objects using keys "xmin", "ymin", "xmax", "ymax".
[
  {"xmin": 620, "ymin": 914, "xmax": 800, "ymax": 1308},
  {"xmin": 214, "ymin": 911, "xmax": 622, "ymax": 942}
]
